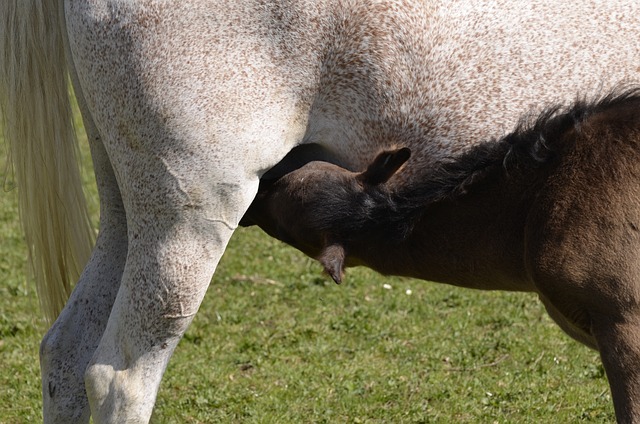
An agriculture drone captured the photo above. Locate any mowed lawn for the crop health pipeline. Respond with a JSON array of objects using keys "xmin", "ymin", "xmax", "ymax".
[{"xmin": 0, "ymin": 110, "xmax": 614, "ymax": 423}]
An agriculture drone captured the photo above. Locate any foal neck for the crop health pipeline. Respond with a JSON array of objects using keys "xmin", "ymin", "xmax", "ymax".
[{"xmin": 355, "ymin": 161, "xmax": 537, "ymax": 292}]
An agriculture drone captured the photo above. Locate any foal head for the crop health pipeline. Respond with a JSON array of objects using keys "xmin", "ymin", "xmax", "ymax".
[{"xmin": 244, "ymin": 148, "xmax": 411, "ymax": 283}]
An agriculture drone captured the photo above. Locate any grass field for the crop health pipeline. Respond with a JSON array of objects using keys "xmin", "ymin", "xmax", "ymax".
[{"xmin": 0, "ymin": 114, "xmax": 615, "ymax": 423}]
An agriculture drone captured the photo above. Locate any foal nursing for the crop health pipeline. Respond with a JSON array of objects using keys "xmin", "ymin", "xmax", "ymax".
[{"xmin": 243, "ymin": 90, "xmax": 640, "ymax": 421}]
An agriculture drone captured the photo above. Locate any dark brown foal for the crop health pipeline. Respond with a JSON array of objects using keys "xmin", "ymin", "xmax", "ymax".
[{"xmin": 243, "ymin": 89, "xmax": 640, "ymax": 422}]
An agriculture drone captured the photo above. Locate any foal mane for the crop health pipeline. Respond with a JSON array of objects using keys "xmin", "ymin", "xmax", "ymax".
[
  {"xmin": 401, "ymin": 87, "xmax": 640, "ymax": 205},
  {"xmin": 309, "ymin": 88, "xmax": 640, "ymax": 244},
  {"xmin": 367, "ymin": 87, "xmax": 640, "ymax": 238}
]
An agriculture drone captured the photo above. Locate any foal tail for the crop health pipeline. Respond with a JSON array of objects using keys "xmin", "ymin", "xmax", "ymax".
[{"xmin": 0, "ymin": 1, "xmax": 95, "ymax": 324}]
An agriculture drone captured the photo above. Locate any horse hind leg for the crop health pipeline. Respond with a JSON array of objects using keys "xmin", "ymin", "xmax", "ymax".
[
  {"xmin": 82, "ymin": 129, "xmax": 262, "ymax": 422},
  {"xmin": 39, "ymin": 90, "xmax": 128, "ymax": 423}
]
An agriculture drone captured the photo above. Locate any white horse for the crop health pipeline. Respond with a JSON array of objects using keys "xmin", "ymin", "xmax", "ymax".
[{"xmin": 0, "ymin": 1, "xmax": 638, "ymax": 423}]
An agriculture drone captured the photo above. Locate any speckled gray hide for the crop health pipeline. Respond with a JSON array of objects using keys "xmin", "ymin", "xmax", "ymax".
[{"xmin": 42, "ymin": 0, "xmax": 639, "ymax": 422}]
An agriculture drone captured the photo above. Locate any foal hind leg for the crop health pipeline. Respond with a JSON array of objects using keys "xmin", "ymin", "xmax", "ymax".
[{"xmin": 39, "ymin": 99, "xmax": 127, "ymax": 423}]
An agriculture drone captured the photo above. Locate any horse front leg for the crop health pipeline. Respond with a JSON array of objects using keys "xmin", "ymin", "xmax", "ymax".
[
  {"xmin": 83, "ymin": 156, "xmax": 258, "ymax": 423},
  {"xmin": 592, "ymin": 313, "xmax": 640, "ymax": 423}
]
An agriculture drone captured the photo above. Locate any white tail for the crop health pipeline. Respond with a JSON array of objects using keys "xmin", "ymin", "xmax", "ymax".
[{"xmin": 0, "ymin": 0, "xmax": 95, "ymax": 324}]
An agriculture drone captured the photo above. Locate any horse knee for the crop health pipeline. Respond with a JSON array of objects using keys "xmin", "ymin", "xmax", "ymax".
[
  {"xmin": 84, "ymin": 361, "xmax": 152, "ymax": 424},
  {"xmin": 84, "ymin": 211, "xmax": 242, "ymax": 422},
  {"xmin": 83, "ymin": 361, "xmax": 110, "ymax": 412},
  {"xmin": 39, "ymin": 326, "xmax": 60, "ymax": 390},
  {"xmin": 40, "ymin": 323, "xmax": 57, "ymax": 364}
]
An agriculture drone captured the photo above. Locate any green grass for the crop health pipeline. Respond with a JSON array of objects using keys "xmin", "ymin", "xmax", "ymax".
[{"xmin": 0, "ymin": 115, "xmax": 615, "ymax": 423}]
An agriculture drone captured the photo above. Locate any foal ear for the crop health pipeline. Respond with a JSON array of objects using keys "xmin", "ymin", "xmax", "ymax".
[
  {"xmin": 319, "ymin": 244, "xmax": 346, "ymax": 284},
  {"xmin": 357, "ymin": 148, "xmax": 411, "ymax": 185}
]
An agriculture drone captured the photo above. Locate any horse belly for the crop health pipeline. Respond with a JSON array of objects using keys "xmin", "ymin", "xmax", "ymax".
[{"xmin": 303, "ymin": 0, "xmax": 640, "ymax": 172}]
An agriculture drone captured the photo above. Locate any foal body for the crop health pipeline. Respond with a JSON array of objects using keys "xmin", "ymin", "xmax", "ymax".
[{"xmin": 243, "ymin": 91, "xmax": 640, "ymax": 421}]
